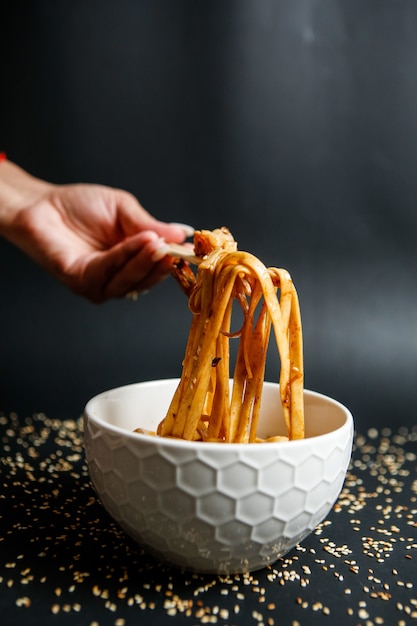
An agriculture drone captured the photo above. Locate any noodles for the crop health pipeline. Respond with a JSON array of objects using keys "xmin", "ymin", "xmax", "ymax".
[{"xmin": 156, "ymin": 227, "xmax": 304, "ymax": 443}]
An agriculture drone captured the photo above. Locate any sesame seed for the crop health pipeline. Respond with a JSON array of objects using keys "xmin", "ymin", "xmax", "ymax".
[{"xmin": 1, "ymin": 414, "xmax": 416, "ymax": 626}]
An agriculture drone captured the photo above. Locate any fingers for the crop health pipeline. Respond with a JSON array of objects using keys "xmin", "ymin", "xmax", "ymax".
[
  {"xmin": 78, "ymin": 231, "xmax": 182, "ymax": 302},
  {"xmin": 115, "ymin": 190, "xmax": 194, "ymax": 243},
  {"xmin": 142, "ymin": 220, "xmax": 195, "ymax": 244}
]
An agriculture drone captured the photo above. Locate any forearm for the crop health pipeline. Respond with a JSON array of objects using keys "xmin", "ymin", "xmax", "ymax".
[{"xmin": 0, "ymin": 158, "xmax": 54, "ymax": 240}]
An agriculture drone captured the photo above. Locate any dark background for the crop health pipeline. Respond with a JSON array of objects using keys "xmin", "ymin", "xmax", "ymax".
[{"xmin": 1, "ymin": 0, "xmax": 416, "ymax": 431}]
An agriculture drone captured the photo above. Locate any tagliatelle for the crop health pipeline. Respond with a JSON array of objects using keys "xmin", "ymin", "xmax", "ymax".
[{"xmin": 154, "ymin": 227, "xmax": 304, "ymax": 443}]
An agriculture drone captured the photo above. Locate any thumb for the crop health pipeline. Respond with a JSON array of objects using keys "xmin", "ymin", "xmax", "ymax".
[{"xmin": 115, "ymin": 190, "xmax": 194, "ymax": 243}]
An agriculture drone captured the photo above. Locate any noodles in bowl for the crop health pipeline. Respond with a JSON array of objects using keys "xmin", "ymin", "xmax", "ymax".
[{"xmin": 84, "ymin": 380, "xmax": 354, "ymax": 574}]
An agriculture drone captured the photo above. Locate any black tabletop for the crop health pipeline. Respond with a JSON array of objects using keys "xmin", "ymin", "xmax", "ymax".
[{"xmin": 0, "ymin": 411, "xmax": 416, "ymax": 626}]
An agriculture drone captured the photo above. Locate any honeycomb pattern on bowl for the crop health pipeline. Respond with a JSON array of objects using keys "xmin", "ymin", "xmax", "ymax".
[{"xmin": 84, "ymin": 415, "xmax": 352, "ymax": 575}]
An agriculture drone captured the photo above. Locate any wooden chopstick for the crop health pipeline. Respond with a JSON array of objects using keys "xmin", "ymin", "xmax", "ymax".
[{"xmin": 164, "ymin": 243, "xmax": 202, "ymax": 265}]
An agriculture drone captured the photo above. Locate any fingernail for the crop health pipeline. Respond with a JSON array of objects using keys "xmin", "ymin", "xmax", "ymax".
[
  {"xmin": 126, "ymin": 289, "xmax": 149, "ymax": 300},
  {"xmin": 170, "ymin": 222, "xmax": 195, "ymax": 237}
]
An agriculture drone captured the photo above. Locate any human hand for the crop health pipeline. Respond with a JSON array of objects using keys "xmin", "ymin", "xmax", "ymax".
[{"xmin": 0, "ymin": 162, "xmax": 193, "ymax": 302}]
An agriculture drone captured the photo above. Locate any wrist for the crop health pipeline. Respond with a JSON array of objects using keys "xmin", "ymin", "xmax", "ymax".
[{"xmin": 0, "ymin": 158, "xmax": 54, "ymax": 238}]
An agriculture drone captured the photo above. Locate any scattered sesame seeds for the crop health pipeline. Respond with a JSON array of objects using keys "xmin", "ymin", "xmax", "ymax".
[{"xmin": 0, "ymin": 413, "xmax": 416, "ymax": 625}]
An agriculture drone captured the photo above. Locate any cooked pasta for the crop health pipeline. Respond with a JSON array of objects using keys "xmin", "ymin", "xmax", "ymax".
[{"xmin": 156, "ymin": 227, "xmax": 304, "ymax": 443}]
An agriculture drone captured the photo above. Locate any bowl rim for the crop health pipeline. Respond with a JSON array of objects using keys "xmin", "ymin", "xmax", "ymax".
[{"xmin": 84, "ymin": 378, "xmax": 354, "ymax": 450}]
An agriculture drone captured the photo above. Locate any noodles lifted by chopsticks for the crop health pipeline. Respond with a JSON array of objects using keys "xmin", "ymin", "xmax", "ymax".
[{"xmin": 157, "ymin": 227, "xmax": 304, "ymax": 443}]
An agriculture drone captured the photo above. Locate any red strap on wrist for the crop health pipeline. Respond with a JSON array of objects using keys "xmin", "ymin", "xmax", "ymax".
[{"xmin": 0, "ymin": 152, "xmax": 6, "ymax": 162}]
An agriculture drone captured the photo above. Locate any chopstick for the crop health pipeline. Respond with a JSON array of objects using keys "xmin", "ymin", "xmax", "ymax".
[{"xmin": 163, "ymin": 243, "xmax": 202, "ymax": 265}]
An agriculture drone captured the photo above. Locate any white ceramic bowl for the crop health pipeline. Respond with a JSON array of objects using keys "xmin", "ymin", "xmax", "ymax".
[{"xmin": 84, "ymin": 379, "xmax": 353, "ymax": 575}]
